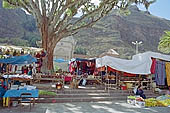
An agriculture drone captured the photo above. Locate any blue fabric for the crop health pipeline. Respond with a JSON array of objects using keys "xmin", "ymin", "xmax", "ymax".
[
  {"xmin": 54, "ymin": 58, "xmax": 68, "ymax": 63},
  {"xmin": 3, "ymin": 89, "xmax": 39, "ymax": 98},
  {"xmin": 155, "ymin": 60, "xmax": 166, "ymax": 85},
  {"xmin": 75, "ymin": 58, "xmax": 94, "ymax": 61},
  {"xmin": 136, "ymin": 89, "xmax": 146, "ymax": 99},
  {"xmin": 0, "ymin": 54, "xmax": 37, "ymax": 64},
  {"xmin": 0, "ymin": 87, "xmax": 6, "ymax": 97}
]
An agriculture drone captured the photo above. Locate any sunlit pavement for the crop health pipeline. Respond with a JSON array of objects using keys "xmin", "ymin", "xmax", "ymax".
[{"xmin": 0, "ymin": 101, "xmax": 170, "ymax": 113}]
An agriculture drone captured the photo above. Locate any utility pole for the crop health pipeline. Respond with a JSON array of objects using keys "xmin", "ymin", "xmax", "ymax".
[{"xmin": 132, "ymin": 41, "xmax": 143, "ymax": 54}]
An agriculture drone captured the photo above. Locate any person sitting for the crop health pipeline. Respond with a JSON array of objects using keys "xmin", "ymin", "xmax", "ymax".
[
  {"xmin": 166, "ymin": 86, "xmax": 170, "ymax": 95},
  {"xmin": 79, "ymin": 74, "xmax": 87, "ymax": 86},
  {"xmin": 136, "ymin": 84, "xmax": 146, "ymax": 99}
]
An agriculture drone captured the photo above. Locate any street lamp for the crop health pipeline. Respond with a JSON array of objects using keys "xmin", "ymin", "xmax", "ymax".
[{"xmin": 132, "ymin": 41, "xmax": 142, "ymax": 54}]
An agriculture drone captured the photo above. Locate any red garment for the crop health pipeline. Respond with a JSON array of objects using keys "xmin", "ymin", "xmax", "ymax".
[
  {"xmin": 150, "ymin": 58, "xmax": 156, "ymax": 74},
  {"xmin": 64, "ymin": 76, "xmax": 72, "ymax": 82},
  {"xmin": 69, "ymin": 62, "xmax": 75, "ymax": 74},
  {"xmin": 35, "ymin": 53, "xmax": 41, "ymax": 58},
  {"xmin": 41, "ymin": 51, "xmax": 46, "ymax": 57}
]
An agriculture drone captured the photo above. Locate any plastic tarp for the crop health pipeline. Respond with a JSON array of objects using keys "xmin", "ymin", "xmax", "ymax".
[
  {"xmin": 53, "ymin": 58, "xmax": 69, "ymax": 71},
  {"xmin": 53, "ymin": 58, "xmax": 68, "ymax": 63},
  {"xmin": 70, "ymin": 58, "xmax": 95, "ymax": 62},
  {"xmin": 96, "ymin": 51, "xmax": 170, "ymax": 74},
  {"xmin": 0, "ymin": 54, "xmax": 37, "ymax": 65}
]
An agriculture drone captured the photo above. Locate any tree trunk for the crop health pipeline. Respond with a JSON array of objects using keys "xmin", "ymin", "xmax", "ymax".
[
  {"xmin": 46, "ymin": 47, "xmax": 54, "ymax": 72},
  {"xmin": 40, "ymin": 36, "xmax": 55, "ymax": 74},
  {"xmin": 39, "ymin": 17, "xmax": 65, "ymax": 73},
  {"xmin": 40, "ymin": 17, "xmax": 55, "ymax": 73}
]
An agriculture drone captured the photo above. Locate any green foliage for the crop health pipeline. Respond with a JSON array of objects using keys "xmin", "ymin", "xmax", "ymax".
[
  {"xmin": 74, "ymin": 47, "xmax": 87, "ymax": 55},
  {"xmin": 11, "ymin": 38, "xmax": 29, "ymax": 46},
  {"xmin": 39, "ymin": 90, "xmax": 56, "ymax": 96},
  {"xmin": 0, "ymin": 37, "xmax": 29, "ymax": 46},
  {"xmin": 22, "ymin": 19, "xmax": 37, "ymax": 32},
  {"xmin": 22, "ymin": 33, "xmax": 40, "ymax": 47},
  {"xmin": 158, "ymin": 31, "xmax": 170, "ymax": 54},
  {"xmin": 66, "ymin": 8, "xmax": 73, "ymax": 16},
  {"xmin": 3, "ymin": 0, "xmax": 18, "ymax": 9},
  {"xmin": 117, "ymin": 9, "xmax": 131, "ymax": 16}
]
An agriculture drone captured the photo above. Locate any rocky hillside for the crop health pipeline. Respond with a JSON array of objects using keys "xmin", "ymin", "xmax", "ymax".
[
  {"xmin": 0, "ymin": 0, "xmax": 170, "ymax": 58},
  {"xmin": 0, "ymin": 0, "xmax": 40, "ymax": 47},
  {"xmin": 74, "ymin": 6, "xmax": 170, "ymax": 58}
]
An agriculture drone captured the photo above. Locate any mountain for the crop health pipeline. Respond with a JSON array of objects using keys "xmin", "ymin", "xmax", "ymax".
[
  {"xmin": 0, "ymin": 1, "xmax": 170, "ymax": 58},
  {"xmin": 74, "ymin": 6, "xmax": 170, "ymax": 58},
  {"xmin": 0, "ymin": 0, "xmax": 40, "ymax": 47}
]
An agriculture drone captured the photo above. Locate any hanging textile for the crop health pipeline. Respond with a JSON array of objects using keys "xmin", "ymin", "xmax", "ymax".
[
  {"xmin": 150, "ymin": 58, "xmax": 156, "ymax": 74},
  {"xmin": 155, "ymin": 60, "xmax": 166, "ymax": 85},
  {"xmin": 165, "ymin": 62, "xmax": 170, "ymax": 86}
]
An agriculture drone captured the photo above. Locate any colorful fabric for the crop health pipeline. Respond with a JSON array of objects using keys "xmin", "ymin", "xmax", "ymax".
[
  {"xmin": 151, "ymin": 58, "xmax": 156, "ymax": 74},
  {"xmin": 155, "ymin": 60, "xmax": 166, "ymax": 85},
  {"xmin": 165, "ymin": 62, "xmax": 170, "ymax": 86},
  {"xmin": 64, "ymin": 76, "xmax": 72, "ymax": 82}
]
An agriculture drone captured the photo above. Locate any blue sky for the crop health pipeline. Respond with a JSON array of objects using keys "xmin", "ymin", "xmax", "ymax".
[
  {"xmin": 91, "ymin": 0, "xmax": 170, "ymax": 20},
  {"xmin": 138, "ymin": 0, "xmax": 170, "ymax": 20}
]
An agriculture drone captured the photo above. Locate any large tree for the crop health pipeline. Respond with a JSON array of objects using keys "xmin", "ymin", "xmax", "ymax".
[
  {"xmin": 3, "ymin": 0, "xmax": 155, "ymax": 71},
  {"xmin": 158, "ymin": 31, "xmax": 170, "ymax": 54}
]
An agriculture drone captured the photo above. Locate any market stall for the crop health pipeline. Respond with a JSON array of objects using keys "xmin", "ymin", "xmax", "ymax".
[
  {"xmin": 0, "ymin": 54, "xmax": 39, "ymax": 107},
  {"xmin": 0, "ymin": 54, "xmax": 37, "ymax": 84},
  {"xmin": 69, "ymin": 58, "xmax": 95, "ymax": 75},
  {"xmin": 96, "ymin": 51, "xmax": 170, "ymax": 90}
]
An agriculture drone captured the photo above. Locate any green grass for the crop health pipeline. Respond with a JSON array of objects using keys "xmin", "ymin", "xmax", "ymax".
[{"xmin": 39, "ymin": 90, "xmax": 56, "ymax": 96}]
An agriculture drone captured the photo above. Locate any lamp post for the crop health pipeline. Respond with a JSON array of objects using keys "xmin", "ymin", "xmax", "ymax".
[{"xmin": 132, "ymin": 41, "xmax": 142, "ymax": 54}]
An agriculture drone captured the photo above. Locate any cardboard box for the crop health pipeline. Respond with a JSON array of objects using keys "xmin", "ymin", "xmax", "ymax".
[{"xmin": 127, "ymin": 99, "xmax": 136, "ymax": 105}]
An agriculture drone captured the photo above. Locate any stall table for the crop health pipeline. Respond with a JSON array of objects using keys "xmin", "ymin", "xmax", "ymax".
[
  {"xmin": 34, "ymin": 74, "xmax": 64, "ymax": 84},
  {"xmin": 3, "ymin": 74, "xmax": 33, "ymax": 85},
  {"xmin": 3, "ymin": 89, "xmax": 38, "ymax": 107}
]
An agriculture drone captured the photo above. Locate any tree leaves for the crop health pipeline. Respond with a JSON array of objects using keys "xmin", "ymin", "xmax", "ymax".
[
  {"xmin": 158, "ymin": 31, "xmax": 170, "ymax": 54},
  {"xmin": 3, "ymin": 0, "xmax": 25, "ymax": 9},
  {"xmin": 66, "ymin": 8, "xmax": 73, "ymax": 16},
  {"xmin": 3, "ymin": 0, "xmax": 16, "ymax": 9}
]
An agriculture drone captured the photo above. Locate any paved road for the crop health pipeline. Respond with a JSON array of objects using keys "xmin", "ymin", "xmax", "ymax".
[{"xmin": 0, "ymin": 101, "xmax": 170, "ymax": 113}]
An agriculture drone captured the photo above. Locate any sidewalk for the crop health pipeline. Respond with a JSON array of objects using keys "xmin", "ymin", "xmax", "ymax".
[{"xmin": 0, "ymin": 101, "xmax": 170, "ymax": 113}]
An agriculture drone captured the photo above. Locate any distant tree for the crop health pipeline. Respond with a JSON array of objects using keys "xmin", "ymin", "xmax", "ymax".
[
  {"xmin": 11, "ymin": 38, "xmax": 29, "ymax": 46},
  {"xmin": 3, "ymin": 0, "xmax": 155, "ymax": 71},
  {"xmin": 158, "ymin": 31, "xmax": 170, "ymax": 54},
  {"xmin": 74, "ymin": 47, "xmax": 87, "ymax": 55},
  {"xmin": 22, "ymin": 32, "xmax": 40, "ymax": 47},
  {"xmin": 0, "ymin": 37, "xmax": 29, "ymax": 46},
  {"xmin": 22, "ymin": 19, "xmax": 37, "ymax": 32}
]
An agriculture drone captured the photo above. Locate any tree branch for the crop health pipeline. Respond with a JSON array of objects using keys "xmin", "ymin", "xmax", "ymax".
[
  {"xmin": 48, "ymin": 0, "xmax": 59, "ymax": 24},
  {"xmin": 40, "ymin": 0, "xmax": 47, "ymax": 16},
  {"xmin": 69, "ymin": 1, "xmax": 115, "ymax": 34},
  {"xmin": 30, "ymin": 0, "xmax": 42, "ymax": 27},
  {"xmin": 20, "ymin": 0, "xmax": 33, "ymax": 14}
]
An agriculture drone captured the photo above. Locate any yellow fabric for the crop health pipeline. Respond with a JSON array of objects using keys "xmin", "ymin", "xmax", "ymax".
[
  {"xmin": 3, "ymin": 97, "xmax": 5, "ymax": 107},
  {"xmin": 6, "ymin": 97, "xmax": 9, "ymax": 107},
  {"xmin": 166, "ymin": 62, "xmax": 170, "ymax": 86}
]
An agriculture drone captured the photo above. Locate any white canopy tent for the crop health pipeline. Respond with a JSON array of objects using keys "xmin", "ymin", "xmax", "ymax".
[{"xmin": 96, "ymin": 51, "xmax": 170, "ymax": 75}]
